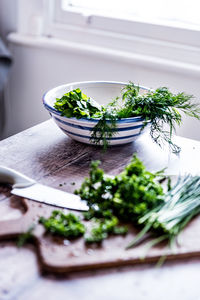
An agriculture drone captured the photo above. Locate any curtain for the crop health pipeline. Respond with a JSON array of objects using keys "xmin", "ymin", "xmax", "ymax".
[{"xmin": 0, "ymin": 38, "xmax": 12, "ymax": 139}]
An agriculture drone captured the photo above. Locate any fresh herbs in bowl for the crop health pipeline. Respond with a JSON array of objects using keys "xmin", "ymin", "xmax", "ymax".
[{"xmin": 54, "ymin": 82, "xmax": 200, "ymax": 152}]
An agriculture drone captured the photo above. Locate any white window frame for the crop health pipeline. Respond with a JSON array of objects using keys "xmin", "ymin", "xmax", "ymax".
[{"xmin": 45, "ymin": 0, "xmax": 200, "ymax": 46}]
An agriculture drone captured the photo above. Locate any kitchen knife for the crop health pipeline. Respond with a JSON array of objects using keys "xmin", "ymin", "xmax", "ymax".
[{"xmin": 0, "ymin": 166, "xmax": 88, "ymax": 211}]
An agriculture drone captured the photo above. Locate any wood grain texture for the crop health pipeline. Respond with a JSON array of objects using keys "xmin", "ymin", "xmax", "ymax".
[{"xmin": 1, "ymin": 120, "xmax": 200, "ymax": 300}]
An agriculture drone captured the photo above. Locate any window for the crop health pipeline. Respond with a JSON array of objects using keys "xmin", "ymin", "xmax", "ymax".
[{"xmin": 61, "ymin": 0, "xmax": 200, "ymax": 30}]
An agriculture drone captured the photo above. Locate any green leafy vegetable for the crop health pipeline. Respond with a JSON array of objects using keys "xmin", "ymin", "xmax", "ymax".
[
  {"xmin": 39, "ymin": 210, "xmax": 86, "ymax": 238},
  {"xmin": 54, "ymin": 88, "xmax": 102, "ymax": 119}
]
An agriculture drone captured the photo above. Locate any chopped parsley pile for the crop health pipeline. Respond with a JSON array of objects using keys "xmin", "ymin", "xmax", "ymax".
[{"xmin": 54, "ymin": 82, "xmax": 200, "ymax": 152}]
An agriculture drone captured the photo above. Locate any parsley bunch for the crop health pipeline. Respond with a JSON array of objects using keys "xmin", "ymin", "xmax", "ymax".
[{"xmin": 54, "ymin": 88, "xmax": 102, "ymax": 119}]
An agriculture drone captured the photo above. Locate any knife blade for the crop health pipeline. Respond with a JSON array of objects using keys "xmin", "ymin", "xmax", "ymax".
[{"xmin": 0, "ymin": 166, "xmax": 88, "ymax": 211}]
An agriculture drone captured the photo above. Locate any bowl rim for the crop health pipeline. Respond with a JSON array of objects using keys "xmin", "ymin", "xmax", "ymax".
[{"xmin": 42, "ymin": 80, "xmax": 151, "ymax": 123}]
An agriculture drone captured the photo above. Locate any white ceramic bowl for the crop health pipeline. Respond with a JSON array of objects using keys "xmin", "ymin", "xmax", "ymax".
[{"xmin": 43, "ymin": 81, "xmax": 150, "ymax": 146}]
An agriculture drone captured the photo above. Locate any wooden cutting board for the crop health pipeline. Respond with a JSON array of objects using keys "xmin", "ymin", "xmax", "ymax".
[{"xmin": 1, "ymin": 194, "xmax": 200, "ymax": 274}]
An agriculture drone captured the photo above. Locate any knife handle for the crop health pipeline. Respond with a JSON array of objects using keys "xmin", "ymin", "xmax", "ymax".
[{"xmin": 0, "ymin": 166, "xmax": 35, "ymax": 188}]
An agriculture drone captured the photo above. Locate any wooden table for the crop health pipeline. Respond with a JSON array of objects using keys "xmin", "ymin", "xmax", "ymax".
[{"xmin": 1, "ymin": 120, "xmax": 200, "ymax": 300}]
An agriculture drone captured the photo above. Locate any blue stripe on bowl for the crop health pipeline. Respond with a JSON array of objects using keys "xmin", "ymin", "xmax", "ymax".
[
  {"xmin": 61, "ymin": 128, "xmax": 140, "ymax": 140},
  {"xmin": 53, "ymin": 116, "xmax": 143, "ymax": 132}
]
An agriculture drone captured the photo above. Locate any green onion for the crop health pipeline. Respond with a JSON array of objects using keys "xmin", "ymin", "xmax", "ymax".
[{"xmin": 127, "ymin": 175, "xmax": 200, "ymax": 249}]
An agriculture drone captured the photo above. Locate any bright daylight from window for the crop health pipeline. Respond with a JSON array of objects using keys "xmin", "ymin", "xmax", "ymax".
[{"xmin": 62, "ymin": 0, "xmax": 200, "ymax": 29}]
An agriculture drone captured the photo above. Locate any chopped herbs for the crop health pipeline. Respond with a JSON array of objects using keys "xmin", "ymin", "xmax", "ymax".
[
  {"xmin": 54, "ymin": 83, "xmax": 200, "ymax": 152},
  {"xmin": 36, "ymin": 156, "xmax": 200, "ymax": 251},
  {"xmin": 85, "ymin": 216, "xmax": 128, "ymax": 244},
  {"xmin": 75, "ymin": 155, "xmax": 165, "ymax": 223},
  {"xmin": 17, "ymin": 225, "xmax": 35, "ymax": 247},
  {"xmin": 40, "ymin": 156, "xmax": 163, "ymax": 244},
  {"xmin": 75, "ymin": 155, "xmax": 164, "ymax": 243},
  {"xmin": 39, "ymin": 210, "xmax": 85, "ymax": 239}
]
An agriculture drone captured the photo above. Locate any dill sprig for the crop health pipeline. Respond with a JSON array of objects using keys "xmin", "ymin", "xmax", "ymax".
[
  {"xmin": 121, "ymin": 84, "xmax": 200, "ymax": 153},
  {"xmin": 110, "ymin": 83, "xmax": 200, "ymax": 152},
  {"xmin": 90, "ymin": 110, "xmax": 118, "ymax": 151}
]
